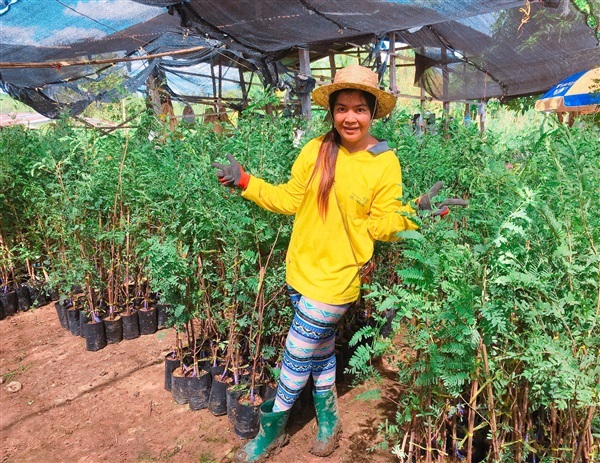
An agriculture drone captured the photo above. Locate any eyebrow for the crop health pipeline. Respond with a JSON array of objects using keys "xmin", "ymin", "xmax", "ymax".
[{"xmin": 334, "ymin": 102, "xmax": 369, "ymax": 108}]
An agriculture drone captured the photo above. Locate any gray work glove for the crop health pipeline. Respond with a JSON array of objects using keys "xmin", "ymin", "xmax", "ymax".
[
  {"xmin": 418, "ymin": 181, "xmax": 468, "ymax": 217},
  {"xmin": 211, "ymin": 154, "xmax": 250, "ymax": 189}
]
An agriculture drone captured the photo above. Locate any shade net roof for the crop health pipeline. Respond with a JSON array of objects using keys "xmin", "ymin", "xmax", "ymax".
[{"xmin": 1, "ymin": 0, "xmax": 599, "ymax": 118}]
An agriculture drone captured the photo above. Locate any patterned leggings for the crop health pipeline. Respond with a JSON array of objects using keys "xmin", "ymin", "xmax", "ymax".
[{"xmin": 272, "ymin": 286, "xmax": 351, "ymax": 412}]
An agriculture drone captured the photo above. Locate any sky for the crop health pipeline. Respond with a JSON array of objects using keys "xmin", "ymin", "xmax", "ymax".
[{"xmin": 0, "ymin": 0, "xmax": 165, "ymax": 46}]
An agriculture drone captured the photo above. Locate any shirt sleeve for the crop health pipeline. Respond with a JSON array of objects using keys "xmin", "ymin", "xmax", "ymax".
[
  {"xmin": 366, "ymin": 155, "xmax": 419, "ymax": 242},
  {"xmin": 241, "ymin": 143, "xmax": 313, "ymax": 215}
]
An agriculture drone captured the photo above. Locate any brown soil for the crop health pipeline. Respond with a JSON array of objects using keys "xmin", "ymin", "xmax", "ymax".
[
  {"xmin": 1, "ymin": 302, "xmax": 402, "ymax": 463},
  {"xmin": 238, "ymin": 394, "xmax": 263, "ymax": 408}
]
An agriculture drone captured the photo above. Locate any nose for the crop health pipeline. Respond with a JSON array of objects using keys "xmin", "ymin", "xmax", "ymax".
[{"xmin": 345, "ymin": 110, "xmax": 358, "ymax": 122}]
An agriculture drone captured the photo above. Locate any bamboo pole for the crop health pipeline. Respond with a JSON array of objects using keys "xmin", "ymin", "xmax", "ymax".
[
  {"xmin": 481, "ymin": 341, "xmax": 499, "ymax": 461},
  {"xmin": 0, "ymin": 45, "xmax": 207, "ymax": 69},
  {"xmin": 466, "ymin": 377, "xmax": 479, "ymax": 463}
]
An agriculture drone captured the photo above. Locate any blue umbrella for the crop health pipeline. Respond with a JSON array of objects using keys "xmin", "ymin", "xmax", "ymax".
[{"xmin": 535, "ymin": 67, "xmax": 600, "ymax": 114}]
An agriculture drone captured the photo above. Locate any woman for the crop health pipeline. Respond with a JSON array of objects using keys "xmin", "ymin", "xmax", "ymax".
[{"xmin": 212, "ymin": 65, "xmax": 465, "ymax": 463}]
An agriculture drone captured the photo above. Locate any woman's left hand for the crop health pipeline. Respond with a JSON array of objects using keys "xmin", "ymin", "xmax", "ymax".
[{"xmin": 417, "ymin": 181, "xmax": 468, "ymax": 217}]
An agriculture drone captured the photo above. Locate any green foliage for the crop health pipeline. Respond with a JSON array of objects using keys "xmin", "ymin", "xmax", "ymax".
[
  {"xmin": 2, "ymin": 102, "xmax": 599, "ymax": 461},
  {"xmin": 366, "ymin": 118, "xmax": 600, "ymax": 461}
]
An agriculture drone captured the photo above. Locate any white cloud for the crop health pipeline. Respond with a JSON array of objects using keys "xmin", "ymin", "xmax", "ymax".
[
  {"xmin": 44, "ymin": 26, "xmax": 107, "ymax": 46},
  {"xmin": 65, "ymin": 0, "xmax": 163, "ymax": 21},
  {"xmin": 0, "ymin": 24, "xmax": 39, "ymax": 45}
]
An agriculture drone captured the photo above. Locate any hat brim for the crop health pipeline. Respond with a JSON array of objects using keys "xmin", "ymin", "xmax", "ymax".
[{"xmin": 312, "ymin": 82, "xmax": 396, "ymax": 119}]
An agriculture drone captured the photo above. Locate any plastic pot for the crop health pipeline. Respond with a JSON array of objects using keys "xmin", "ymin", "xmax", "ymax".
[
  {"xmin": 84, "ymin": 321, "xmax": 106, "ymax": 352},
  {"xmin": 164, "ymin": 352, "xmax": 180, "ymax": 392},
  {"xmin": 234, "ymin": 394, "xmax": 261, "ymax": 439},
  {"xmin": 1, "ymin": 291, "xmax": 18, "ymax": 316},
  {"xmin": 103, "ymin": 316, "xmax": 123, "ymax": 344},
  {"xmin": 47, "ymin": 287, "xmax": 59, "ymax": 301},
  {"xmin": 16, "ymin": 286, "xmax": 31, "ymax": 311},
  {"xmin": 66, "ymin": 308, "xmax": 81, "ymax": 336},
  {"xmin": 121, "ymin": 310, "xmax": 140, "ymax": 340},
  {"xmin": 208, "ymin": 365, "xmax": 228, "ymax": 416},
  {"xmin": 171, "ymin": 369, "xmax": 190, "ymax": 404},
  {"xmin": 138, "ymin": 306, "xmax": 157, "ymax": 335},
  {"xmin": 27, "ymin": 286, "xmax": 48, "ymax": 307},
  {"xmin": 157, "ymin": 304, "xmax": 169, "ymax": 330},
  {"xmin": 189, "ymin": 369, "xmax": 212, "ymax": 411},
  {"xmin": 54, "ymin": 302, "xmax": 69, "ymax": 329},
  {"xmin": 79, "ymin": 311, "xmax": 91, "ymax": 338},
  {"xmin": 226, "ymin": 386, "xmax": 245, "ymax": 425}
]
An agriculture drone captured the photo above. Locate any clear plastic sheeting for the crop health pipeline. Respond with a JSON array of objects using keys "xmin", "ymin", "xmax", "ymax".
[{"xmin": 1, "ymin": 0, "xmax": 599, "ymax": 118}]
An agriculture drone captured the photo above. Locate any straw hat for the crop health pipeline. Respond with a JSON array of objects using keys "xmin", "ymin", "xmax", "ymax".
[{"xmin": 312, "ymin": 64, "xmax": 396, "ymax": 119}]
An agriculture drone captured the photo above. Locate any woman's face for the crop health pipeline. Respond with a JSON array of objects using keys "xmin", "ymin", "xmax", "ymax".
[{"xmin": 332, "ymin": 90, "xmax": 374, "ymax": 152}]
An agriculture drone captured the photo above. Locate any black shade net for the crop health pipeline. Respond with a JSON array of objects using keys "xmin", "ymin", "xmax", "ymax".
[{"xmin": 1, "ymin": 0, "xmax": 598, "ymax": 118}]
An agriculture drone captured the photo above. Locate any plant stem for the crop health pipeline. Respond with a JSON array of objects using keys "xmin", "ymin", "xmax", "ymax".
[
  {"xmin": 466, "ymin": 377, "xmax": 478, "ymax": 463},
  {"xmin": 480, "ymin": 340, "xmax": 499, "ymax": 462}
]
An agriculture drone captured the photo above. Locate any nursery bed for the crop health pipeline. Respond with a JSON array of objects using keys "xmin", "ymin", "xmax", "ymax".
[{"xmin": 1, "ymin": 302, "xmax": 402, "ymax": 463}]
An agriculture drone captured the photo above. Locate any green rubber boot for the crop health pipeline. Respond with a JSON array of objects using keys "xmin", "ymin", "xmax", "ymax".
[
  {"xmin": 234, "ymin": 398, "xmax": 290, "ymax": 463},
  {"xmin": 310, "ymin": 388, "xmax": 342, "ymax": 457}
]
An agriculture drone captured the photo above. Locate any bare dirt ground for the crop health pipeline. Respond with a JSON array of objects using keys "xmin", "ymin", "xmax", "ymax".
[{"xmin": 1, "ymin": 302, "xmax": 402, "ymax": 463}]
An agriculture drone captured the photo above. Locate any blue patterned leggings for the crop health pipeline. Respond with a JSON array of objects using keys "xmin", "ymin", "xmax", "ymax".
[{"xmin": 272, "ymin": 286, "xmax": 351, "ymax": 412}]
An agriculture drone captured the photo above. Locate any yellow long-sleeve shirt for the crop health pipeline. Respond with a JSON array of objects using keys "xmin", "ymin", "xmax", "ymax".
[{"xmin": 242, "ymin": 137, "xmax": 418, "ymax": 305}]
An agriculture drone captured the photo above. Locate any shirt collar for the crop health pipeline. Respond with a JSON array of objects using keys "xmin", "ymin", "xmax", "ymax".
[{"xmin": 367, "ymin": 140, "xmax": 390, "ymax": 156}]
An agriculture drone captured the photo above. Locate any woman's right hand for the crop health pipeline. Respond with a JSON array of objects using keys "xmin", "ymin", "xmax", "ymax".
[{"xmin": 211, "ymin": 154, "xmax": 250, "ymax": 189}]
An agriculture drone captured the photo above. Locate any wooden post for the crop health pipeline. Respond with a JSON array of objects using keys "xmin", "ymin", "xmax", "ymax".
[
  {"xmin": 419, "ymin": 47, "xmax": 426, "ymax": 113},
  {"xmin": 442, "ymin": 46, "xmax": 450, "ymax": 137},
  {"xmin": 238, "ymin": 67, "xmax": 248, "ymax": 109},
  {"xmin": 329, "ymin": 53, "xmax": 336, "ymax": 80},
  {"xmin": 464, "ymin": 103, "xmax": 470, "ymax": 126},
  {"xmin": 218, "ymin": 63, "xmax": 223, "ymax": 101},
  {"xmin": 146, "ymin": 68, "xmax": 163, "ymax": 116},
  {"xmin": 478, "ymin": 101, "xmax": 486, "ymax": 132},
  {"xmin": 210, "ymin": 63, "xmax": 217, "ymax": 100},
  {"xmin": 389, "ymin": 32, "xmax": 397, "ymax": 94},
  {"xmin": 299, "ymin": 47, "xmax": 312, "ymax": 121}
]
